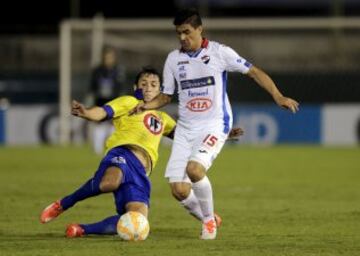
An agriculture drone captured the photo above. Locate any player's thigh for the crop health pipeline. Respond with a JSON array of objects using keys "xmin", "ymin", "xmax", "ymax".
[
  {"xmin": 100, "ymin": 166, "xmax": 123, "ymax": 192},
  {"xmin": 165, "ymin": 128, "xmax": 193, "ymax": 181},
  {"xmin": 189, "ymin": 130, "xmax": 228, "ymax": 170}
]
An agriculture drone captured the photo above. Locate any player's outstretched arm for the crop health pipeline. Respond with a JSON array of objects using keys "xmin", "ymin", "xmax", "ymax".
[
  {"xmin": 129, "ymin": 93, "xmax": 172, "ymax": 115},
  {"xmin": 247, "ymin": 66, "xmax": 299, "ymax": 113},
  {"xmin": 71, "ymin": 100, "xmax": 107, "ymax": 121}
]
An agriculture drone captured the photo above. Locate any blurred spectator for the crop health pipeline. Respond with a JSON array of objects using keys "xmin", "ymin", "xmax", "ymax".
[{"xmin": 88, "ymin": 47, "xmax": 126, "ymax": 155}]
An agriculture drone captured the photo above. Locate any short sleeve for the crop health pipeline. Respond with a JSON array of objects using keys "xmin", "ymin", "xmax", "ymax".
[
  {"xmin": 162, "ymin": 53, "xmax": 176, "ymax": 95},
  {"xmin": 161, "ymin": 112, "xmax": 176, "ymax": 136},
  {"xmin": 103, "ymin": 96, "xmax": 138, "ymax": 119},
  {"xmin": 220, "ymin": 45, "xmax": 252, "ymax": 74}
]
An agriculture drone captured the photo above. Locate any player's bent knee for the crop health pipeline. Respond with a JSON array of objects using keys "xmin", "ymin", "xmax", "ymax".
[
  {"xmin": 126, "ymin": 202, "xmax": 148, "ymax": 218},
  {"xmin": 170, "ymin": 183, "xmax": 191, "ymax": 201}
]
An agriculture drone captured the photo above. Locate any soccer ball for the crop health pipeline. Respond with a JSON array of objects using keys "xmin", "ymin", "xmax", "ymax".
[{"xmin": 117, "ymin": 211, "xmax": 150, "ymax": 241}]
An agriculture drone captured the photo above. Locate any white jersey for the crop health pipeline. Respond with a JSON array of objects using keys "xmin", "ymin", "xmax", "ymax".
[{"xmin": 162, "ymin": 39, "xmax": 252, "ymax": 134}]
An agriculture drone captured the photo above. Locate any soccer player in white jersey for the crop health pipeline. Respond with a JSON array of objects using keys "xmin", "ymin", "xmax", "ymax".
[{"xmin": 131, "ymin": 8, "xmax": 299, "ymax": 240}]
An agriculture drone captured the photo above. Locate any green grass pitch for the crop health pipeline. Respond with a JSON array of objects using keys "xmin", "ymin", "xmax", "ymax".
[{"xmin": 0, "ymin": 145, "xmax": 359, "ymax": 256}]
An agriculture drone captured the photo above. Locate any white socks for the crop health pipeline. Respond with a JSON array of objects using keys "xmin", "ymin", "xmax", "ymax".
[
  {"xmin": 180, "ymin": 190, "xmax": 203, "ymax": 221},
  {"xmin": 191, "ymin": 176, "xmax": 214, "ymax": 222}
]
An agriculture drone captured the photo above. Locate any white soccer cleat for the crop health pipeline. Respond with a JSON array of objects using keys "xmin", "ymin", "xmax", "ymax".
[{"xmin": 200, "ymin": 218, "xmax": 217, "ymax": 240}]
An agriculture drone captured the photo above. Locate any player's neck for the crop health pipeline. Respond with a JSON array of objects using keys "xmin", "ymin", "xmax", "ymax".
[
  {"xmin": 186, "ymin": 38, "xmax": 208, "ymax": 52},
  {"xmin": 191, "ymin": 40, "xmax": 202, "ymax": 51}
]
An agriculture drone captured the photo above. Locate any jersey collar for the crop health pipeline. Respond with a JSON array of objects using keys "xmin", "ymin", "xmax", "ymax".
[{"xmin": 181, "ymin": 38, "xmax": 209, "ymax": 57}]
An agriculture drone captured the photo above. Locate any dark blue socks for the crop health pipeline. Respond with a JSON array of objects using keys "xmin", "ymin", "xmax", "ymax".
[
  {"xmin": 81, "ymin": 215, "xmax": 120, "ymax": 235},
  {"xmin": 60, "ymin": 177, "xmax": 102, "ymax": 210}
]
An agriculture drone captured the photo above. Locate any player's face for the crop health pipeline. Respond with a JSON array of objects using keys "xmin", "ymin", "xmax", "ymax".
[
  {"xmin": 103, "ymin": 51, "xmax": 116, "ymax": 68},
  {"xmin": 136, "ymin": 73, "xmax": 161, "ymax": 102},
  {"xmin": 176, "ymin": 24, "xmax": 203, "ymax": 52}
]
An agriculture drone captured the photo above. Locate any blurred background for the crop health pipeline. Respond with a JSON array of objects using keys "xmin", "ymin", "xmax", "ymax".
[{"xmin": 0, "ymin": 0, "xmax": 360, "ymax": 147}]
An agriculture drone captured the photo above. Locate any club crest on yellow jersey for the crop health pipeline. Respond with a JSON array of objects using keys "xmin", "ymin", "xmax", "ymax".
[{"xmin": 143, "ymin": 113, "xmax": 163, "ymax": 135}]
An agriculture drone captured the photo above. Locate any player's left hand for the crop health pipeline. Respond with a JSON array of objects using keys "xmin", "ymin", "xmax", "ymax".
[
  {"xmin": 228, "ymin": 127, "xmax": 244, "ymax": 140},
  {"xmin": 275, "ymin": 96, "xmax": 299, "ymax": 113}
]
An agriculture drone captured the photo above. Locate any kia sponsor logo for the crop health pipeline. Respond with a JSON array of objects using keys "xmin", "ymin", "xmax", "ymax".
[{"xmin": 186, "ymin": 98, "xmax": 212, "ymax": 112}]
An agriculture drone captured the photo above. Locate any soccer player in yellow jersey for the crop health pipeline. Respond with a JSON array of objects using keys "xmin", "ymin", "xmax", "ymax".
[{"xmin": 40, "ymin": 67, "xmax": 176, "ymax": 237}]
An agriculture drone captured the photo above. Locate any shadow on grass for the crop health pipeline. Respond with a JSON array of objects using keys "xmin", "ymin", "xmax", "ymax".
[
  {"xmin": 0, "ymin": 233, "xmax": 118, "ymax": 242},
  {"xmin": 0, "ymin": 227, "xmax": 198, "ymax": 243}
]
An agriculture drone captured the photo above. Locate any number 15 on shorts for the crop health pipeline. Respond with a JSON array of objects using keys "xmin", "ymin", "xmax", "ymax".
[{"xmin": 203, "ymin": 134, "xmax": 218, "ymax": 147}]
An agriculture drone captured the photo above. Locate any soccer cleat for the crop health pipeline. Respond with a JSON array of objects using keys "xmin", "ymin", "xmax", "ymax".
[
  {"xmin": 40, "ymin": 200, "xmax": 63, "ymax": 224},
  {"xmin": 200, "ymin": 219, "xmax": 217, "ymax": 240},
  {"xmin": 66, "ymin": 224, "xmax": 85, "ymax": 238},
  {"xmin": 214, "ymin": 213, "xmax": 222, "ymax": 228}
]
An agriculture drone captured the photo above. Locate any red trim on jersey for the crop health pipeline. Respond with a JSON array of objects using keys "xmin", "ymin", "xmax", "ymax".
[{"xmin": 201, "ymin": 38, "xmax": 209, "ymax": 48}]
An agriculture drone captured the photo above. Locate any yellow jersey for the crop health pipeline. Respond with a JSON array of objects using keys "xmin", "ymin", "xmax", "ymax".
[{"xmin": 102, "ymin": 95, "xmax": 176, "ymax": 168}]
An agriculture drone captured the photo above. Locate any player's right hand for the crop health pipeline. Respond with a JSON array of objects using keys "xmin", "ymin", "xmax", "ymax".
[
  {"xmin": 71, "ymin": 100, "xmax": 86, "ymax": 117},
  {"xmin": 228, "ymin": 127, "xmax": 244, "ymax": 140},
  {"xmin": 129, "ymin": 102, "xmax": 146, "ymax": 115}
]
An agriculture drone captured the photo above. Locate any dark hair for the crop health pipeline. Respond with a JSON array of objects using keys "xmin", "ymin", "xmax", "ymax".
[
  {"xmin": 173, "ymin": 8, "xmax": 202, "ymax": 28},
  {"xmin": 134, "ymin": 66, "xmax": 162, "ymax": 85}
]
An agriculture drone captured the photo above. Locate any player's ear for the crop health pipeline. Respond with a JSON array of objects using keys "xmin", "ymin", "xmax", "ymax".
[
  {"xmin": 197, "ymin": 25, "xmax": 203, "ymax": 34},
  {"xmin": 133, "ymin": 84, "xmax": 137, "ymax": 91}
]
